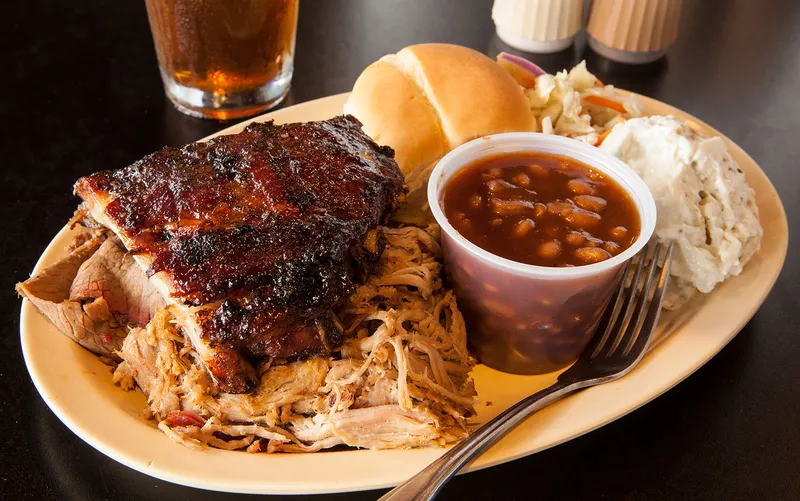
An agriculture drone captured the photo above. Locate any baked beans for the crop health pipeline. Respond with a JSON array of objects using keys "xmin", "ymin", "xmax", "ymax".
[{"xmin": 442, "ymin": 152, "xmax": 640, "ymax": 267}]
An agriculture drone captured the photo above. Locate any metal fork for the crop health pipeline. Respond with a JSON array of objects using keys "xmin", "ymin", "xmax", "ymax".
[{"xmin": 379, "ymin": 241, "xmax": 675, "ymax": 501}]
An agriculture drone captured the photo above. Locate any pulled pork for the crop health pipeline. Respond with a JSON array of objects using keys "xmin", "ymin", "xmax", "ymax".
[{"xmin": 114, "ymin": 226, "xmax": 476, "ymax": 451}]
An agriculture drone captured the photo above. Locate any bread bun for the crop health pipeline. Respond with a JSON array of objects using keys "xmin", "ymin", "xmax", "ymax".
[
  {"xmin": 345, "ymin": 44, "xmax": 534, "ymax": 194},
  {"xmin": 345, "ymin": 59, "xmax": 449, "ymax": 190}
]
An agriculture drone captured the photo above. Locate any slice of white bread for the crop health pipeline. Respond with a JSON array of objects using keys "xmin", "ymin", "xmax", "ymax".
[{"xmin": 345, "ymin": 44, "xmax": 534, "ymax": 196}]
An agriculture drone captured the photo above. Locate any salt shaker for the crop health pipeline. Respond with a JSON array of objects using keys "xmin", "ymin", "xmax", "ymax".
[{"xmin": 492, "ymin": 0, "xmax": 584, "ymax": 53}]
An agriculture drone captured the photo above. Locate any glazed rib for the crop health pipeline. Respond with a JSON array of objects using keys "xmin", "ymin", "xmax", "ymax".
[{"xmin": 74, "ymin": 116, "xmax": 405, "ymax": 392}]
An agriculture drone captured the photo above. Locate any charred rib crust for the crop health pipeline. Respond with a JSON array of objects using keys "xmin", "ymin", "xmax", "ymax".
[{"xmin": 74, "ymin": 116, "xmax": 404, "ymax": 391}]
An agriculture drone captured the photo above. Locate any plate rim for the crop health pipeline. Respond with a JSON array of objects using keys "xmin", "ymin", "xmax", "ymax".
[{"xmin": 19, "ymin": 91, "xmax": 789, "ymax": 494}]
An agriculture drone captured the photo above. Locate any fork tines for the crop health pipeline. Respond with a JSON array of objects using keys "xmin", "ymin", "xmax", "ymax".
[{"xmin": 590, "ymin": 241, "xmax": 675, "ymax": 361}]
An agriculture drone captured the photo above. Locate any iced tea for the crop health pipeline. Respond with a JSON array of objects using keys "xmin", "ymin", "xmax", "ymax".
[{"xmin": 145, "ymin": 0, "xmax": 299, "ymax": 119}]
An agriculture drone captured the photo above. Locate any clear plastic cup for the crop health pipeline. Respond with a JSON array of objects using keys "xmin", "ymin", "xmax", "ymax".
[{"xmin": 428, "ymin": 133, "xmax": 657, "ymax": 374}]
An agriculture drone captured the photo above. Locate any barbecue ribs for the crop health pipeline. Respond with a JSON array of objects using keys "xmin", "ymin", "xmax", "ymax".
[{"xmin": 74, "ymin": 115, "xmax": 405, "ymax": 392}]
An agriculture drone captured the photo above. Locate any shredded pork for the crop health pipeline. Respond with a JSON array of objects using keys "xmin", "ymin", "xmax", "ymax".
[{"xmin": 114, "ymin": 226, "xmax": 476, "ymax": 451}]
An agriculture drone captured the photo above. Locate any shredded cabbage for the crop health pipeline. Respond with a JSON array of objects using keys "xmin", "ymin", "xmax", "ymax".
[{"xmin": 521, "ymin": 61, "xmax": 642, "ymax": 144}]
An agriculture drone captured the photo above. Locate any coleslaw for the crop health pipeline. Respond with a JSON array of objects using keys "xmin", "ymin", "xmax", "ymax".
[{"xmin": 499, "ymin": 55, "xmax": 642, "ymax": 145}]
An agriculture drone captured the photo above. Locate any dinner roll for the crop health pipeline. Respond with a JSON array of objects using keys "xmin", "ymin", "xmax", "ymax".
[
  {"xmin": 346, "ymin": 59, "xmax": 449, "ymax": 191},
  {"xmin": 345, "ymin": 44, "xmax": 534, "ymax": 193}
]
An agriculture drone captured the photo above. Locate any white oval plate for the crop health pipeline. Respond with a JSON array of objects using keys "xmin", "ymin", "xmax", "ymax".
[{"xmin": 21, "ymin": 92, "xmax": 788, "ymax": 495}]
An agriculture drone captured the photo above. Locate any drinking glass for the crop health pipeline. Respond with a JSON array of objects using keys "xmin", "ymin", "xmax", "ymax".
[{"xmin": 144, "ymin": 0, "xmax": 299, "ymax": 120}]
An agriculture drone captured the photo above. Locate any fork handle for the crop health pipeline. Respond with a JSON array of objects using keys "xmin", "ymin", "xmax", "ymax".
[{"xmin": 378, "ymin": 380, "xmax": 580, "ymax": 501}]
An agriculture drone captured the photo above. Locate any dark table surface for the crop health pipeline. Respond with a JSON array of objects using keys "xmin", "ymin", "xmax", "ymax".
[{"xmin": 3, "ymin": 1, "xmax": 799, "ymax": 500}]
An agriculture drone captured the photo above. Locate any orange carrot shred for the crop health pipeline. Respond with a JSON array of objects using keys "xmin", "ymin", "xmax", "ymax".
[
  {"xmin": 594, "ymin": 128, "xmax": 613, "ymax": 147},
  {"xmin": 584, "ymin": 94, "xmax": 627, "ymax": 114}
]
